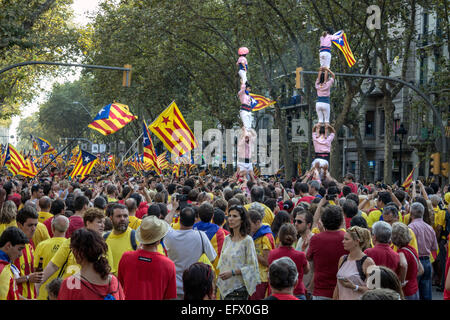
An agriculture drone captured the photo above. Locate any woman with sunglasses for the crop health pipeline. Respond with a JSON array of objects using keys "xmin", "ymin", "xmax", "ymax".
[
  {"xmin": 216, "ymin": 205, "xmax": 260, "ymax": 300},
  {"xmin": 333, "ymin": 226, "xmax": 375, "ymax": 300}
]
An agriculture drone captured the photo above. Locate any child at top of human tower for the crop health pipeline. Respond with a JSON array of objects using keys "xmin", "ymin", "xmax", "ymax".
[
  {"xmin": 319, "ymin": 28, "xmax": 343, "ymax": 68},
  {"xmin": 237, "ymin": 47, "xmax": 249, "ymax": 85}
]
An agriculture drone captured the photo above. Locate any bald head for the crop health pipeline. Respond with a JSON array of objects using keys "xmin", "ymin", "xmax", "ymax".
[
  {"xmin": 51, "ymin": 215, "xmax": 69, "ymax": 235},
  {"xmin": 39, "ymin": 196, "xmax": 52, "ymax": 212},
  {"xmin": 125, "ymin": 198, "xmax": 137, "ymax": 213}
]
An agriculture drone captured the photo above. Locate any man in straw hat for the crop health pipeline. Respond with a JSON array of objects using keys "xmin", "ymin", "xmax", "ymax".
[{"xmin": 117, "ymin": 216, "xmax": 177, "ymax": 300}]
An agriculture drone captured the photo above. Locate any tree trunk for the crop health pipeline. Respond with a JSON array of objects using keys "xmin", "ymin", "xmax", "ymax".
[
  {"xmin": 350, "ymin": 123, "xmax": 369, "ymax": 182},
  {"xmin": 383, "ymin": 94, "xmax": 395, "ymax": 184}
]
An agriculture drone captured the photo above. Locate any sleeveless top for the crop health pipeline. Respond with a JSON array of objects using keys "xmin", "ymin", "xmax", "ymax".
[{"xmin": 336, "ymin": 255, "xmax": 367, "ymax": 300}]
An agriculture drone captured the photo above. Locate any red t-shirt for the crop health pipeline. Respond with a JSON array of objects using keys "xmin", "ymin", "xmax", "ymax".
[
  {"xmin": 136, "ymin": 202, "xmax": 149, "ymax": 219},
  {"xmin": 58, "ymin": 275, "xmax": 124, "ymax": 300},
  {"xmin": 268, "ymin": 246, "xmax": 307, "ymax": 296},
  {"xmin": 364, "ymin": 243, "xmax": 400, "ymax": 275},
  {"xmin": 444, "ymin": 255, "xmax": 450, "ymax": 300},
  {"xmin": 397, "ymin": 245, "xmax": 419, "ymax": 297},
  {"xmin": 344, "ymin": 217, "xmax": 352, "ymax": 229},
  {"xmin": 346, "ymin": 182, "xmax": 358, "ymax": 194},
  {"xmin": 296, "ymin": 196, "xmax": 315, "ymax": 205},
  {"xmin": 269, "ymin": 293, "xmax": 299, "ymax": 300},
  {"xmin": 66, "ymin": 215, "xmax": 84, "ymax": 239},
  {"xmin": 118, "ymin": 249, "xmax": 177, "ymax": 300},
  {"xmin": 306, "ymin": 230, "xmax": 347, "ymax": 298},
  {"xmin": 43, "ymin": 217, "xmax": 54, "ymax": 238}
]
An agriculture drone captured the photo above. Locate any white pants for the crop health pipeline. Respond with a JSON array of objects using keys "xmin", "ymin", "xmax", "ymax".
[
  {"xmin": 238, "ymin": 70, "xmax": 247, "ymax": 84},
  {"xmin": 311, "ymin": 158, "xmax": 329, "ymax": 169},
  {"xmin": 319, "ymin": 51, "xmax": 331, "ymax": 68},
  {"xmin": 240, "ymin": 110, "xmax": 253, "ymax": 129},
  {"xmin": 315, "ymin": 102, "xmax": 330, "ymax": 123}
]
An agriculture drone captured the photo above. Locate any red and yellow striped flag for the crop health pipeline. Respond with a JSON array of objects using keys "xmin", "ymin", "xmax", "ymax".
[
  {"xmin": 401, "ymin": 167, "xmax": 415, "ymax": 191},
  {"xmin": 88, "ymin": 102, "xmax": 137, "ymax": 136},
  {"xmin": 157, "ymin": 151, "xmax": 170, "ymax": 170},
  {"xmin": 250, "ymin": 93, "xmax": 276, "ymax": 112},
  {"xmin": 149, "ymin": 101, "xmax": 198, "ymax": 156},
  {"xmin": 332, "ymin": 31, "xmax": 356, "ymax": 67},
  {"xmin": 3, "ymin": 144, "xmax": 27, "ymax": 176},
  {"xmin": 18, "ymin": 158, "xmax": 38, "ymax": 178},
  {"xmin": 70, "ymin": 150, "xmax": 97, "ymax": 180},
  {"xmin": 172, "ymin": 164, "xmax": 180, "ymax": 177},
  {"xmin": 142, "ymin": 121, "xmax": 161, "ymax": 174}
]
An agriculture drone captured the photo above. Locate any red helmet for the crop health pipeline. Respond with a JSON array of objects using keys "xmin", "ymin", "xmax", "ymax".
[{"xmin": 238, "ymin": 47, "xmax": 249, "ymax": 55}]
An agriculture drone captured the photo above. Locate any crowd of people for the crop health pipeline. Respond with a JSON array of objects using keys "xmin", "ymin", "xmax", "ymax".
[{"xmin": 0, "ymin": 165, "xmax": 449, "ymax": 301}]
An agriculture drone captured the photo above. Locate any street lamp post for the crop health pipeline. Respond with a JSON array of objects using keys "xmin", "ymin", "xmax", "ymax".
[
  {"xmin": 72, "ymin": 101, "xmax": 92, "ymax": 118},
  {"xmin": 396, "ymin": 123, "xmax": 408, "ymax": 183}
]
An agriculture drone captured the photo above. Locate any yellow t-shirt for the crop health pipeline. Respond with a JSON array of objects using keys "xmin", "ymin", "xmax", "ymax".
[
  {"xmin": 366, "ymin": 209, "xmax": 382, "ymax": 228},
  {"xmin": 105, "ymin": 228, "xmax": 138, "ymax": 274},
  {"xmin": 434, "ymin": 207, "xmax": 446, "ymax": 230},
  {"xmin": 0, "ymin": 221, "xmax": 17, "ymax": 236},
  {"xmin": 244, "ymin": 203, "xmax": 275, "ymax": 226},
  {"xmin": 51, "ymin": 237, "xmax": 115, "ymax": 278},
  {"xmin": 38, "ymin": 212, "xmax": 53, "ymax": 224},
  {"xmin": 33, "ymin": 237, "xmax": 66, "ymax": 300},
  {"xmin": 253, "ymin": 235, "xmax": 273, "ymax": 283},
  {"xmin": 128, "ymin": 216, "xmax": 142, "ymax": 230},
  {"xmin": 32, "ymin": 222, "xmax": 50, "ymax": 248}
]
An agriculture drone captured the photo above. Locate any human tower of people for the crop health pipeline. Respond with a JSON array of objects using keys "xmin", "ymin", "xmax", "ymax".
[{"xmin": 0, "ymin": 30, "xmax": 449, "ymax": 301}]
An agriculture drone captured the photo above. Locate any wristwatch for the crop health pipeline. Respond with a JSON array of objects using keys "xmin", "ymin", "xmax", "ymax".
[
  {"xmin": 353, "ymin": 285, "xmax": 359, "ymax": 292},
  {"xmin": 26, "ymin": 275, "xmax": 29, "ymax": 282}
]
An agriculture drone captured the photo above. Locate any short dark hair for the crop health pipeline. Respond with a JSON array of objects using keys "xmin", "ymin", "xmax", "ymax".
[
  {"xmin": 342, "ymin": 199, "xmax": 358, "ymax": 218},
  {"xmin": 213, "ymin": 198, "xmax": 227, "ymax": 212},
  {"xmin": 248, "ymin": 209, "xmax": 262, "ymax": 223},
  {"xmin": 0, "ymin": 226, "xmax": 29, "ymax": 247},
  {"xmin": 213, "ymin": 208, "xmax": 226, "ymax": 226},
  {"xmin": 73, "ymin": 195, "xmax": 89, "ymax": 212},
  {"xmin": 269, "ymin": 257, "xmax": 298, "ymax": 291},
  {"xmin": 184, "ymin": 178, "xmax": 195, "ymax": 189},
  {"xmin": 31, "ymin": 184, "xmax": 43, "ymax": 194},
  {"xmin": 110, "ymin": 203, "xmax": 127, "ymax": 217},
  {"xmin": 16, "ymin": 206, "xmax": 38, "ymax": 225},
  {"xmin": 157, "ymin": 203, "xmax": 168, "ymax": 219},
  {"xmin": 198, "ymin": 203, "xmax": 214, "ymax": 223},
  {"xmin": 342, "ymin": 185, "xmax": 352, "ymax": 197},
  {"xmin": 346, "ymin": 193, "xmax": 359, "ymax": 205},
  {"xmin": 378, "ymin": 191, "xmax": 392, "ymax": 205},
  {"xmin": 147, "ymin": 204, "xmax": 161, "ymax": 217},
  {"xmin": 350, "ymin": 215, "xmax": 368, "ymax": 229},
  {"xmin": 93, "ymin": 196, "xmax": 107, "ymax": 210},
  {"xmin": 180, "ymin": 206, "xmax": 196, "ymax": 227},
  {"xmin": 182, "ymin": 262, "xmax": 214, "ymax": 300},
  {"xmin": 129, "ymin": 193, "xmax": 142, "ymax": 207},
  {"xmin": 50, "ymin": 199, "xmax": 65, "ymax": 215},
  {"xmin": 264, "ymin": 198, "xmax": 277, "ymax": 212},
  {"xmin": 321, "ymin": 205, "xmax": 343, "ymax": 231},
  {"xmin": 250, "ymin": 186, "xmax": 264, "ymax": 203}
]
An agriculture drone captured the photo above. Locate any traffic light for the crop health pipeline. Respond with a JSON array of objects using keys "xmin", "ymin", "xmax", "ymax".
[
  {"xmin": 430, "ymin": 152, "xmax": 441, "ymax": 175},
  {"xmin": 122, "ymin": 64, "xmax": 132, "ymax": 87},
  {"xmin": 295, "ymin": 67, "xmax": 303, "ymax": 89},
  {"xmin": 441, "ymin": 162, "xmax": 449, "ymax": 178}
]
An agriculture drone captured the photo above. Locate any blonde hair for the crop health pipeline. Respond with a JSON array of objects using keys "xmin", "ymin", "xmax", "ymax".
[
  {"xmin": 347, "ymin": 226, "xmax": 371, "ymax": 251},
  {"xmin": 0, "ymin": 200, "xmax": 17, "ymax": 224}
]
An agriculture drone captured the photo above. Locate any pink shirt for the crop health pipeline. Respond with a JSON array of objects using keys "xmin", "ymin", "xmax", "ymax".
[
  {"xmin": 238, "ymin": 83, "xmax": 251, "ymax": 105},
  {"xmin": 320, "ymin": 34, "xmax": 342, "ymax": 48},
  {"xmin": 315, "ymin": 78, "xmax": 334, "ymax": 97},
  {"xmin": 236, "ymin": 56, "xmax": 248, "ymax": 69},
  {"xmin": 312, "ymin": 132, "xmax": 335, "ymax": 153},
  {"xmin": 237, "ymin": 128, "xmax": 256, "ymax": 159}
]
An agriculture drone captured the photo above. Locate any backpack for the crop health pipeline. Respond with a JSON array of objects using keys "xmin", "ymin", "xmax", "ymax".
[
  {"xmin": 339, "ymin": 255, "xmax": 368, "ymax": 281},
  {"xmin": 103, "ymin": 229, "xmax": 137, "ymax": 250}
]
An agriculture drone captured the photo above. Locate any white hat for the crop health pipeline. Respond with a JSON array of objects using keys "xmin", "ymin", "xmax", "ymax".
[{"xmin": 136, "ymin": 216, "xmax": 169, "ymax": 245}]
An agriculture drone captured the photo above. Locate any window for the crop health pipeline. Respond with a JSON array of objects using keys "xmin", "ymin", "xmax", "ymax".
[
  {"xmin": 419, "ymin": 56, "xmax": 428, "ymax": 85},
  {"xmin": 365, "ymin": 110, "xmax": 375, "ymax": 137},
  {"xmin": 379, "ymin": 110, "xmax": 385, "ymax": 136}
]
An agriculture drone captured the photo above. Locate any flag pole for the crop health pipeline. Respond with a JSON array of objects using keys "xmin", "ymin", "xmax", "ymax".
[{"xmin": 118, "ymin": 133, "xmax": 143, "ymax": 168}]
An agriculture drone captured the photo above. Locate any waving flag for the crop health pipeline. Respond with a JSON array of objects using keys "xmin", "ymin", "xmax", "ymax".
[
  {"xmin": 250, "ymin": 93, "xmax": 276, "ymax": 112},
  {"xmin": 88, "ymin": 102, "xmax": 137, "ymax": 136},
  {"xmin": 3, "ymin": 144, "xmax": 27, "ymax": 176},
  {"xmin": 36, "ymin": 137, "xmax": 56, "ymax": 155},
  {"xmin": 172, "ymin": 164, "xmax": 180, "ymax": 177},
  {"xmin": 18, "ymin": 158, "xmax": 38, "ymax": 178},
  {"xmin": 70, "ymin": 150, "xmax": 97, "ymax": 179},
  {"xmin": 149, "ymin": 101, "xmax": 198, "ymax": 156},
  {"xmin": 157, "ymin": 151, "xmax": 170, "ymax": 170},
  {"xmin": 401, "ymin": 167, "xmax": 415, "ymax": 191},
  {"xmin": 331, "ymin": 31, "xmax": 356, "ymax": 67},
  {"xmin": 30, "ymin": 135, "xmax": 39, "ymax": 152},
  {"xmin": 142, "ymin": 121, "xmax": 161, "ymax": 174}
]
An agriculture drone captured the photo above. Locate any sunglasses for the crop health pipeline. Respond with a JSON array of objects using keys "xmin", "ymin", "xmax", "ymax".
[{"xmin": 295, "ymin": 219, "xmax": 304, "ymax": 224}]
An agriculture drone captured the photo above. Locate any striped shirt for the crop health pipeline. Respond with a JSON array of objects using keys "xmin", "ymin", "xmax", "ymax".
[{"xmin": 13, "ymin": 242, "xmax": 36, "ymax": 299}]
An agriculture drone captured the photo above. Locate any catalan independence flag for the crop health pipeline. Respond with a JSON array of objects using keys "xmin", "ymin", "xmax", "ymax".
[
  {"xmin": 250, "ymin": 93, "xmax": 276, "ymax": 112},
  {"xmin": 3, "ymin": 144, "xmax": 27, "ymax": 176},
  {"xmin": 172, "ymin": 163, "xmax": 180, "ymax": 177},
  {"xmin": 157, "ymin": 151, "xmax": 170, "ymax": 170},
  {"xmin": 30, "ymin": 135, "xmax": 39, "ymax": 152},
  {"xmin": 331, "ymin": 31, "xmax": 356, "ymax": 67},
  {"xmin": 193, "ymin": 221, "xmax": 226, "ymax": 276},
  {"xmin": 70, "ymin": 150, "xmax": 97, "ymax": 180},
  {"xmin": 149, "ymin": 101, "xmax": 198, "ymax": 156},
  {"xmin": 142, "ymin": 121, "xmax": 161, "ymax": 174},
  {"xmin": 18, "ymin": 158, "xmax": 38, "ymax": 178},
  {"xmin": 401, "ymin": 167, "xmax": 415, "ymax": 191},
  {"xmin": 88, "ymin": 102, "xmax": 137, "ymax": 136},
  {"xmin": 36, "ymin": 137, "xmax": 56, "ymax": 155}
]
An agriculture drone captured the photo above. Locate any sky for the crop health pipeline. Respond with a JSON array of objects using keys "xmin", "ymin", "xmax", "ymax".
[{"xmin": 8, "ymin": 0, "xmax": 101, "ymax": 145}]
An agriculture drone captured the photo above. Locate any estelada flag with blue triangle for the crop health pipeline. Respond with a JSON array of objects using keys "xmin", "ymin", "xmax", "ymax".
[
  {"xmin": 331, "ymin": 30, "xmax": 356, "ymax": 67},
  {"xmin": 36, "ymin": 137, "xmax": 56, "ymax": 155},
  {"xmin": 88, "ymin": 102, "xmax": 137, "ymax": 136},
  {"xmin": 250, "ymin": 93, "xmax": 276, "ymax": 112},
  {"xmin": 70, "ymin": 149, "xmax": 98, "ymax": 179}
]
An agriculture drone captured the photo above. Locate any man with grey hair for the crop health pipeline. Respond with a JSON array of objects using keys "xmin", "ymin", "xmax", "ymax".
[
  {"xmin": 244, "ymin": 185, "xmax": 274, "ymax": 226},
  {"xmin": 408, "ymin": 202, "xmax": 438, "ymax": 300},
  {"xmin": 308, "ymin": 180, "xmax": 321, "ymax": 199},
  {"xmin": 364, "ymin": 221, "xmax": 404, "ymax": 277},
  {"xmin": 265, "ymin": 257, "xmax": 299, "ymax": 300},
  {"xmin": 33, "ymin": 214, "xmax": 69, "ymax": 300}
]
